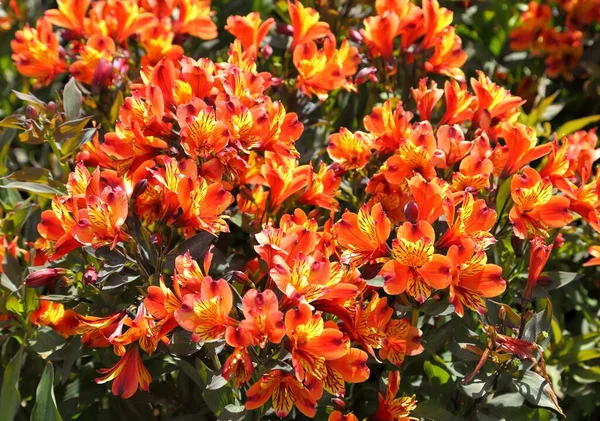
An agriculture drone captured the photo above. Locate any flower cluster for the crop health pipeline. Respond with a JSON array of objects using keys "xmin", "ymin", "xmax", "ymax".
[
  {"xmin": 509, "ymin": 0, "xmax": 600, "ymax": 79},
  {"xmin": 11, "ymin": 0, "xmax": 218, "ymax": 87}
]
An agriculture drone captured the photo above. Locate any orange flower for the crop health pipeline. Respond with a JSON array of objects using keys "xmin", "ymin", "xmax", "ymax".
[
  {"xmin": 0, "ymin": 235, "xmax": 19, "ymax": 273},
  {"xmin": 172, "ymin": 0, "xmax": 218, "ymax": 40},
  {"xmin": 341, "ymin": 293, "xmax": 392, "ymax": 357},
  {"xmin": 437, "ymin": 192, "xmax": 497, "ymax": 249},
  {"xmin": 69, "ymin": 35, "xmax": 116, "ymax": 84},
  {"xmin": 324, "ymin": 347, "xmax": 370, "ymax": 395},
  {"xmin": 245, "ymin": 370, "xmax": 317, "ymax": 418},
  {"xmin": 333, "ymin": 203, "xmax": 392, "ymax": 267},
  {"xmin": 424, "ymin": 26, "xmax": 467, "ymax": 81},
  {"xmin": 297, "ymin": 162, "xmax": 342, "ymax": 211},
  {"xmin": 361, "ymin": 11, "xmax": 400, "ymax": 61},
  {"xmin": 584, "ymin": 245, "xmax": 600, "ymax": 267},
  {"xmin": 271, "ymin": 252, "xmax": 358, "ymax": 303},
  {"xmin": 407, "ymin": 175, "xmax": 453, "ymax": 224},
  {"xmin": 29, "ymin": 300, "xmax": 79, "ymax": 337},
  {"xmin": 363, "ymin": 99, "xmax": 413, "ymax": 154},
  {"xmin": 509, "ymin": 167, "xmax": 573, "ymax": 239},
  {"xmin": 447, "ymin": 242, "xmax": 505, "ymax": 316},
  {"xmin": 44, "ymin": 0, "xmax": 89, "ymax": 36},
  {"xmin": 261, "ymin": 153, "xmax": 306, "ymax": 212},
  {"xmin": 380, "ymin": 319, "xmax": 424, "ymax": 366},
  {"xmin": 140, "ymin": 24, "xmax": 184, "ymax": 66},
  {"xmin": 225, "ymin": 12, "xmax": 275, "ymax": 55},
  {"xmin": 228, "ymin": 289, "xmax": 284, "ymax": 347},
  {"xmin": 174, "ymin": 276, "xmax": 233, "ymax": 342},
  {"xmin": 288, "ymin": 0, "xmax": 331, "ymax": 49},
  {"xmin": 85, "ymin": 0, "xmax": 157, "ymax": 44},
  {"xmin": 95, "ymin": 345, "xmax": 152, "ymax": 399},
  {"xmin": 11, "ymin": 18, "xmax": 67, "ymax": 86},
  {"xmin": 372, "ymin": 371, "xmax": 418, "ymax": 421},
  {"xmin": 328, "ymin": 128, "xmax": 373, "ymax": 171},
  {"xmin": 440, "ymin": 80, "xmax": 478, "ymax": 125},
  {"xmin": 383, "ymin": 121, "xmax": 437, "ymax": 185},
  {"xmin": 108, "ymin": 303, "xmax": 166, "ymax": 354},
  {"xmin": 294, "ymin": 39, "xmax": 360, "ymax": 101},
  {"xmin": 498, "ymin": 122, "xmax": 553, "ymax": 177},
  {"xmin": 422, "ymin": 0, "xmax": 454, "ymax": 48},
  {"xmin": 223, "ymin": 347, "xmax": 253, "ymax": 388},
  {"xmin": 284, "ymin": 302, "xmax": 349, "ymax": 381},
  {"xmin": 471, "ymin": 71, "xmax": 525, "ymax": 135},
  {"xmin": 433, "ymin": 125, "xmax": 472, "ymax": 168},
  {"xmin": 509, "ymin": 1, "xmax": 551, "ymax": 52},
  {"xmin": 380, "ymin": 220, "xmax": 452, "ymax": 302},
  {"xmin": 411, "ymin": 79, "xmax": 443, "ymax": 122},
  {"xmin": 330, "ymin": 411, "xmax": 359, "ymax": 421}
]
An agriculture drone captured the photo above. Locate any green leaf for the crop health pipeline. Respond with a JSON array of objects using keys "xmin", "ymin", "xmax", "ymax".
[
  {"xmin": 31, "ymin": 363, "xmax": 63, "ymax": 421},
  {"xmin": 555, "ymin": 115, "xmax": 600, "ymax": 138},
  {"xmin": 54, "ymin": 117, "xmax": 91, "ymax": 144},
  {"xmin": 63, "ymin": 78, "xmax": 82, "ymax": 121},
  {"xmin": 365, "ymin": 275, "xmax": 384, "ymax": 288},
  {"xmin": 514, "ymin": 371, "xmax": 564, "ymax": 416},
  {"xmin": 424, "ymin": 360, "xmax": 455, "ymax": 405},
  {"xmin": 495, "ymin": 176, "xmax": 513, "ymax": 218},
  {"xmin": 540, "ymin": 271, "xmax": 582, "ymax": 290},
  {"xmin": 0, "ymin": 180, "xmax": 64, "ymax": 198},
  {"xmin": 29, "ymin": 327, "xmax": 66, "ymax": 359},
  {"xmin": 522, "ymin": 298, "xmax": 552, "ymax": 347},
  {"xmin": 12, "ymin": 91, "xmax": 47, "ymax": 110},
  {"xmin": 0, "ymin": 346, "xmax": 24, "ymax": 421},
  {"xmin": 412, "ymin": 399, "xmax": 462, "ymax": 421},
  {"xmin": 60, "ymin": 128, "xmax": 96, "ymax": 159}
]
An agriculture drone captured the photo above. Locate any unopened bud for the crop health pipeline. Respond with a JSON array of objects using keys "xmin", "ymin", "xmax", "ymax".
[
  {"xmin": 332, "ymin": 398, "xmax": 345, "ymax": 410},
  {"xmin": 46, "ymin": 101, "xmax": 56, "ymax": 118},
  {"xmin": 151, "ymin": 233, "xmax": 163, "ymax": 246},
  {"xmin": 83, "ymin": 266, "xmax": 98, "ymax": 285},
  {"xmin": 260, "ymin": 44, "xmax": 273, "ymax": 60},
  {"xmin": 276, "ymin": 23, "xmax": 294, "ymax": 36},
  {"xmin": 404, "ymin": 201, "xmax": 419, "ymax": 223},
  {"xmin": 24, "ymin": 268, "xmax": 70, "ymax": 287},
  {"xmin": 131, "ymin": 179, "xmax": 148, "ymax": 199},
  {"xmin": 355, "ymin": 66, "xmax": 378, "ymax": 85},
  {"xmin": 536, "ymin": 331, "xmax": 549, "ymax": 343},
  {"xmin": 347, "ymin": 28, "xmax": 363, "ymax": 44},
  {"xmin": 25, "ymin": 105, "xmax": 38, "ymax": 120},
  {"xmin": 553, "ymin": 233, "xmax": 565, "ymax": 248}
]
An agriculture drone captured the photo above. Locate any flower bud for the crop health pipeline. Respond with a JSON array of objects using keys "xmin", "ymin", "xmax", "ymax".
[
  {"xmin": 404, "ymin": 201, "xmax": 419, "ymax": 224},
  {"xmin": 260, "ymin": 44, "xmax": 273, "ymax": 60},
  {"xmin": 355, "ymin": 66, "xmax": 378, "ymax": 85},
  {"xmin": 347, "ymin": 28, "xmax": 363, "ymax": 44},
  {"xmin": 24, "ymin": 268, "xmax": 70, "ymax": 287},
  {"xmin": 25, "ymin": 105, "xmax": 38, "ymax": 120},
  {"xmin": 131, "ymin": 179, "xmax": 148, "ymax": 200},
  {"xmin": 151, "ymin": 233, "xmax": 163, "ymax": 246},
  {"xmin": 332, "ymin": 398, "xmax": 346, "ymax": 410},
  {"xmin": 83, "ymin": 266, "xmax": 98, "ymax": 285},
  {"xmin": 276, "ymin": 23, "xmax": 294, "ymax": 36},
  {"xmin": 46, "ymin": 101, "xmax": 56, "ymax": 118}
]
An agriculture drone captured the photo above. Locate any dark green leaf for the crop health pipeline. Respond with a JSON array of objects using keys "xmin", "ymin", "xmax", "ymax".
[
  {"xmin": 0, "ymin": 346, "xmax": 24, "ymax": 421},
  {"xmin": 31, "ymin": 363, "xmax": 63, "ymax": 421},
  {"xmin": 412, "ymin": 399, "xmax": 462, "ymax": 421},
  {"xmin": 514, "ymin": 371, "xmax": 564, "ymax": 416}
]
